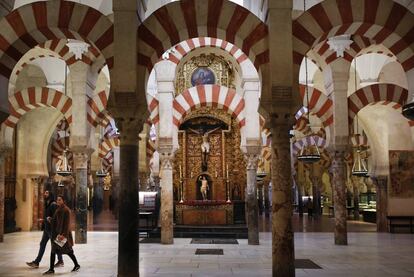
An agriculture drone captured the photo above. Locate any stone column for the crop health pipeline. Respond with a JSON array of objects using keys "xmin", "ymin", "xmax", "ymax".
[
  {"xmin": 159, "ymin": 140, "xmax": 174, "ymax": 244},
  {"xmin": 72, "ymin": 151, "xmax": 90, "ymax": 244},
  {"xmin": 116, "ymin": 118, "xmax": 142, "ymax": 276},
  {"xmin": 244, "ymin": 146, "xmax": 260, "ymax": 245},
  {"xmin": 330, "ymin": 146, "xmax": 348, "ymax": 245},
  {"xmin": 351, "ymin": 176, "xmax": 360, "ymax": 220},
  {"xmin": 311, "ymin": 164, "xmax": 322, "ymax": 219},
  {"xmin": 372, "ymin": 175, "xmax": 388, "ymax": 232},
  {"xmin": 264, "ymin": 181, "xmax": 270, "ymax": 218},
  {"xmin": 269, "ymin": 111, "xmax": 295, "ymax": 276},
  {"xmin": 0, "ymin": 153, "xmax": 5, "ymax": 242},
  {"xmin": 258, "ymin": 182, "xmax": 264, "ymax": 215}
]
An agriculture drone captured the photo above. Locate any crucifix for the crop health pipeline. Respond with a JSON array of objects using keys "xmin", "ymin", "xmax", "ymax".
[{"xmin": 188, "ymin": 126, "xmax": 221, "ymax": 171}]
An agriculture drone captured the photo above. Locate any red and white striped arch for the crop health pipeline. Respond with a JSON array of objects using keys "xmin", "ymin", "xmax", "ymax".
[
  {"xmin": 14, "ymin": 39, "xmax": 102, "ymax": 77},
  {"xmin": 98, "ymin": 137, "xmax": 120, "ymax": 159},
  {"xmin": 4, "ymin": 87, "xmax": 72, "ymax": 128},
  {"xmin": 138, "ymin": 0, "xmax": 268, "ymax": 74},
  {"xmin": 312, "ymin": 35, "xmax": 397, "ymax": 67},
  {"xmin": 348, "ymin": 83, "xmax": 408, "ymax": 124},
  {"xmin": 146, "ymin": 94, "xmax": 159, "ymax": 126},
  {"xmin": 167, "ymin": 37, "xmax": 250, "ymax": 68},
  {"xmin": 293, "ymin": 0, "xmax": 414, "ymax": 72},
  {"xmin": 173, "ymin": 85, "xmax": 245, "ymax": 128},
  {"xmin": 87, "ymin": 90, "xmax": 109, "ymax": 127},
  {"xmin": 292, "ymin": 135, "xmax": 327, "ymax": 156},
  {"xmin": 0, "ymin": 1, "xmax": 113, "ymax": 79},
  {"xmin": 299, "ymin": 85, "xmax": 333, "ymax": 127}
]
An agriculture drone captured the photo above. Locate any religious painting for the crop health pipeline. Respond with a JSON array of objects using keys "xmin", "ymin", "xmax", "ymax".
[
  {"xmin": 389, "ymin": 150, "xmax": 414, "ymax": 198},
  {"xmin": 191, "ymin": 67, "xmax": 215, "ymax": 86}
]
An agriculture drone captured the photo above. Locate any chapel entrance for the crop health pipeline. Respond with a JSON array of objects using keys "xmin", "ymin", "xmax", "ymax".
[{"xmin": 174, "ymin": 109, "xmax": 246, "ymax": 226}]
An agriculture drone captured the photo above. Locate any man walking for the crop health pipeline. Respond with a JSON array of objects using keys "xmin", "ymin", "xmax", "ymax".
[{"xmin": 26, "ymin": 190, "xmax": 64, "ymax": 268}]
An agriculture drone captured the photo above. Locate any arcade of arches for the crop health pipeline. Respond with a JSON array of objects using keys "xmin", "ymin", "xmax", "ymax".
[{"xmin": 0, "ymin": 0, "xmax": 414, "ymax": 276}]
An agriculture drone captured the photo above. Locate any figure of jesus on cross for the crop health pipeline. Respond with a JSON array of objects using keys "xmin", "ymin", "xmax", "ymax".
[{"xmin": 188, "ymin": 126, "xmax": 221, "ymax": 171}]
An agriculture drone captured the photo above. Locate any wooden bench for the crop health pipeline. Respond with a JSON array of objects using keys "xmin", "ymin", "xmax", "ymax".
[
  {"xmin": 138, "ymin": 192, "xmax": 160, "ymax": 237},
  {"xmin": 387, "ymin": 216, "xmax": 414, "ymax": 233}
]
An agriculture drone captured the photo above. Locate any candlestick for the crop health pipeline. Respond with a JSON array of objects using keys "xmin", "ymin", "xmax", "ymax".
[
  {"xmin": 179, "ymin": 164, "xmax": 182, "ymax": 179},
  {"xmin": 226, "ymin": 164, "xmax": 229, "ymax": 179}
]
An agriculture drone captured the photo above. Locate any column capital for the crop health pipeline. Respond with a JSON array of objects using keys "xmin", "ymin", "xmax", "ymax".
[
  {"xmin": 114, "ymin": 116, "xmax": 146, "ymax": 145},
  {"xmin": 158, "ymin": 137, "xmax": 175, "ymax": 170},
  {"xmin": 72, "ymin": 151, "xmax": 91, "ymax": 169},
  {"xmin": 244, "ymin": 153, "xmax": 260, "ymax": 170},
  {"xmin": 328, "ymin": 144, "xmax": 349, "ymax": 168}
]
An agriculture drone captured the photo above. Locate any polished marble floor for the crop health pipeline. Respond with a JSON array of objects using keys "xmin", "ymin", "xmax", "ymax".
[{"xmin": 0, "ymin": 231, "xmax": 413, "ymax": 276}]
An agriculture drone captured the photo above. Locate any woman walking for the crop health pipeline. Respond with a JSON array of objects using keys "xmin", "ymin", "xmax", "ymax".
[{"xmin": 43, "ymin": 195, "xmax": 80, "ymax": 275}]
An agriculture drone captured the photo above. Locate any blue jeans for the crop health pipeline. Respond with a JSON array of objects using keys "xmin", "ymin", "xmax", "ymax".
[{"xmin": 34, "ymin": 231, "xmax": 63, "ymax": 264}]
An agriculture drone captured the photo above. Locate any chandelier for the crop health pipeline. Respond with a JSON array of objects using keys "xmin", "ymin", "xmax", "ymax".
[
  {"xmin": 351, "ymin": 58, "xmax": 368, "ymax": 177},
  {"xmin": 297, "ymin": 53, "xmax": 321, "ymax": 164},
  {"xmin": 56, "ymin": 64, "xmax": 72, "ymax": 177}
]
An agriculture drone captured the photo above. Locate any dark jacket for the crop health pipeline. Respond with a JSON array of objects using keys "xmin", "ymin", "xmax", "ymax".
[
  {"xmin": 43, "ymin": 198, "xmax": 58, "ymax": 233},
  {"xmin": 51, "ymin": 204, "xmax": 74, "ymax": 252}
]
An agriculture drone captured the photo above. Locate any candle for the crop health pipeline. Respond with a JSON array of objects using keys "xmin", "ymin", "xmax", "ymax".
[
  {"xmin": 226, "ymin": 164, "xmax": 229, "ymax": 179},
  {"xmin": 179, "ymin": 164, "xmax": 182, "ymax": 179}
]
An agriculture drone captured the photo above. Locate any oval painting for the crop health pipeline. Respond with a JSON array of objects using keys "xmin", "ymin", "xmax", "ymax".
[{"xmin": 191, "ymin": 67, "xmax": 216, "ymax": 86}]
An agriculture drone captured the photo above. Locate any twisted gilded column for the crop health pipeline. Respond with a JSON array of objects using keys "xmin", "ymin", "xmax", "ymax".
[
  {"xmin": 372, "ymin": 175, "xmax": 388, "ymax": 232},
  {"xmin": 270, "ymin": 109, "xmax": 295, "ymax": 276},
  {"xmin": 158, "ymin": 139, "xmax": 174, "ymax": 244},
  {"xmin": 329, "ymin": 146, "xmax": 348, "ymax": 245},
  {"xmin": 72, "ymin": 150, "xmax": 91, "ymax": 244},
  {"xmin": 245, "ymin": 148, "xmax": 260, "ymax": 245}
]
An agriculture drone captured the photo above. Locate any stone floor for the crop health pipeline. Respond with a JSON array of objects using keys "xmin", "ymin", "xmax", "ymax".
[{"xmin": 0, "ymin": 231, "xmax": 413, "ymax": 276}]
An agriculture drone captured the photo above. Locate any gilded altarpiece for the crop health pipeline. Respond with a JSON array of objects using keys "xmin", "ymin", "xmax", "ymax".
[
  {"xmin": 173, "ymin": 108, "xmax": 246, "ymax": 225},
  {"xmin": 175, "ymin": 53, "xmax": 235, "ymax": 95}
]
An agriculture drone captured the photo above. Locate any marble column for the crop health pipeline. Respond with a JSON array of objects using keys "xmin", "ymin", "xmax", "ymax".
[
  {"xmin": 311, "ymin": 165, "xmax": 322, "ymax": 219},
  {"xmin": 245, "ymin": 150, "xmax": 260, "ymax": 245},
  {"xmin": 270, "ymin": 110, "xmax": 295, "ymax": 276},
  {"xmin": 351, "ymin": 176, "xmax": 360, "ymax": 220},
  {"xmin": 159, "ymin": 140, "xmax": 174, "ymax": 244},
  {"xmin": 264, "ymin": 181, "xmax": 270, "ymax": 218},
  {"xmin": 73, "ymin": 151, "xmax": 90, "ymax": 244},
  {"xmin": 330, "ymin": 146, "xmax": 348, "ymax": 245},
  {"xmin": 116, "ymin": 118, "xmax": 141, "ymax": 276},
  {"xmin": 258, "ymin": 182, "xmax": 264, "ymax": 215},
  {"xmin": 0, "ymin": 153, "xmax": 5, "ymax": 242},
  {"xmin": 373, "ymin": 175, "xmax": 388, "ymax": 232}
]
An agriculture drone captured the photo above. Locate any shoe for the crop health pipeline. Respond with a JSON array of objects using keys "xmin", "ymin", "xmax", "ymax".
[
  {"xmin": 26, "ymin": 261, "xmax": 39, "ymax": 268},
  {"xmin": 54, "ymin": 260, "xmax": 64, "ymax": 267},
  {"xmin": 43, "ymin": 269, "xmax": 54, "ymax": 275},
  {"xmin": 72, "ymin": 265, "xmax": 80, "ymax": 272}
]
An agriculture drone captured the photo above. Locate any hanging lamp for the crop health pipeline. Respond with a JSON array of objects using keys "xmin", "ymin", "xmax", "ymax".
[
  {"xmin": 297, "ymin": 42, "xmax": 321, "ymax": 163},
  {"xmin": 402, "ymin": 102, "xmax": 414, "ymax": 120},
  {"xmin": 96, "ymin": 125, "xmax": 107, "ymax": 178},
  {"xmin": 56, "ymin": 63, "xmax": 73, "ymax": 177},
  {"xmin": 351, "ymin": 58, "xmax": 368, "ymax": 177}
]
